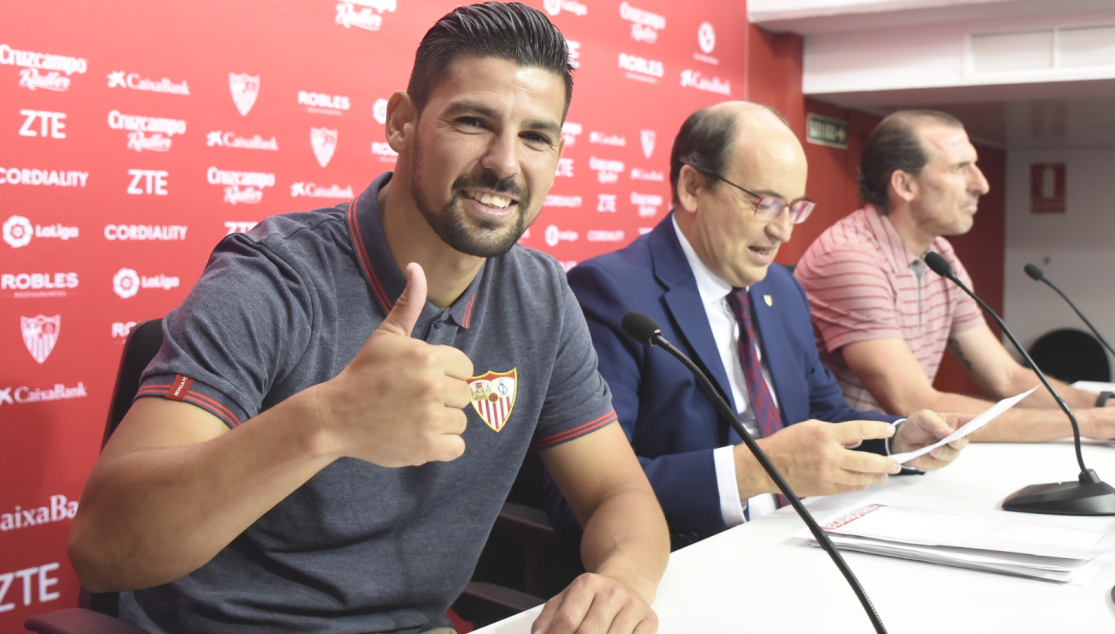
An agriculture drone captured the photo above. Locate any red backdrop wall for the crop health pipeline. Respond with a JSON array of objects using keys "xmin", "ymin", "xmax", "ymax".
[{"xmin": 1, "ymin": 0, "xmax": 754, "ymax": 626}]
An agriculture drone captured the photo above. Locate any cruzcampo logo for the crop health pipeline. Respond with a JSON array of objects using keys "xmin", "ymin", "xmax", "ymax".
[{"xmin": 468, "ymin": 369, "xmax": 518, "ymax": 432}]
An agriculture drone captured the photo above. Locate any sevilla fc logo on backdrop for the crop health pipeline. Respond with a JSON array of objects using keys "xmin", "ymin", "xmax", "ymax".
[
  {"xmin": 640, "ymin": 129, "xmax": 656, "ymax": 159},
  {"xmin": 311, "ymin": 127, "xmax": 338, "ymax": 168},
  {"xmin": 22, "ymin": 314, "xmax": 61, "ymax": 364},
  {"xmin": 229, "ymin": 73, "xmax": 260, "ymax": 116},
  {"xmin": 469, "ymin": 369, "xmax": 518, "ymax": 432}
]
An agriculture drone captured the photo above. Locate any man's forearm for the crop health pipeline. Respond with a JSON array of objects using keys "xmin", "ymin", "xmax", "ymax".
[
  {"xmin": 70, "ymin": 392, "xmax": 336, "ymax": 592},
  {"xmin": 579, "ymin": 488, "xmax": 668, "ymax": 604}
]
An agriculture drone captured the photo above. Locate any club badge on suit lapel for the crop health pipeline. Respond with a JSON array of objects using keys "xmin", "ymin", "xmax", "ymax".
[
  {"xmin": 763, "ymin": 294, "xmax": 773, "ymax": 307},
  {"xmin": 468, "ymin": 369, "xmax": 518, "ymax": 432}
]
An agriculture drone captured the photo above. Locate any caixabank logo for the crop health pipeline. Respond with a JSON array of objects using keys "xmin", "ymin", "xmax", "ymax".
[
  {"xmin": 2, "ymin": 43, "xmax": 87, "ymax": 91},
  {"xmin": 290, "ymin": 182, "xmax": 354, "ymax": 199},
  {"xmin": 108, "ymin": 70, "xmax": 190, "ymax": 95},
  {"xmin": 207, "ymin": 130, "xmax": 278, "ymax": 151},
  {"xmin": 335, "ymin": 0, "xmax": 397, "ymax": 31},
  {"xmin": 3, "ymin": 215, "xmax": 79, "ymax": 249},
  {"xmin": 1, "ymin": 495, "xmax": 78, "ymax": 532},
  {"xmin": 113, "ymin": 267, "xmax": 180, "ymax": 299}
]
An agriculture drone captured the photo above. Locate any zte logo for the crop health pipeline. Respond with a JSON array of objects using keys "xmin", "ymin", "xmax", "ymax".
[
  {"xmin": 18, "ymin": 110, "xmax": 66, "ymax": 138},
  {"xmin": 127, "ymin": 169, "xmax": 168, "ymax": 195},
  {"xmin": 224, "ymin": 221, "xmax": 257, "ymax": 234},
  {"xmin": 0, "ymin": 563, "xmax": 61, "ymax": 612}
]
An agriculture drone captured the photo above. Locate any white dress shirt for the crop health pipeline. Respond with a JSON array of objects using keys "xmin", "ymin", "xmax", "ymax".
[{"xmin": 672, "ymin": 216, "xmax": 778, "ymax": 526}]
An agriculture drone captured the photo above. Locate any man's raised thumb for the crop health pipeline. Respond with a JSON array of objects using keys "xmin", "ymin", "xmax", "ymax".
[{"xmin": 378, "ymin": 262, "xmax": 427, "ymax": 337}]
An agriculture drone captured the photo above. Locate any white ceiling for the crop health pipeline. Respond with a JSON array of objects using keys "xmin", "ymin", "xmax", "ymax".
[{"xmin": 751, "ymin": 0, "xmax": 1115, "ymax": 148}]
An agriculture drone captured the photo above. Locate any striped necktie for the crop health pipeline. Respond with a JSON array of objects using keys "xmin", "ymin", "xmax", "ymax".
[{"xmin": 727, "ymin": 288, "xmax": 788, "ymax": 511}]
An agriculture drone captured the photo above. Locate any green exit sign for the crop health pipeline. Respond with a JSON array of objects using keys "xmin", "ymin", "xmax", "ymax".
[{"xmin": 807, "ymin": 113, "xmax": 848, "ymax": 149}]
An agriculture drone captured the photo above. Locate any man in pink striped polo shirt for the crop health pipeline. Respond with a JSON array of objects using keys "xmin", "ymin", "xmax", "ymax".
[{"xmin": 795, "ymin": 110, "xmax": 1115, "ymax": 442}]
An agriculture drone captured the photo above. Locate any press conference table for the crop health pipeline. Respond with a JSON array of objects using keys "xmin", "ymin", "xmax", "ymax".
[{"xmin": 475, "ymin": 441, "xmax": 1115, "ymax": 633}]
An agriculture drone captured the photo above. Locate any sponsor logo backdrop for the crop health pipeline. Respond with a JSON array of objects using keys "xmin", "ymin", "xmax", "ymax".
[{"xmin": 0, "ymin": 0, "xmax": 748, "ymax": 624}]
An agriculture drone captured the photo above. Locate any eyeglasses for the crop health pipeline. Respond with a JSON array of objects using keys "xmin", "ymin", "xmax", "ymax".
[{"xmin": 701, "ymin": 171, "xmax": 815, "ymax": 225}]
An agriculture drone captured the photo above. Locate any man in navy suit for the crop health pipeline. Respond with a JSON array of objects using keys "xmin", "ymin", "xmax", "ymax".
[{"xmin": 546, "ymin": 102, "xmax": 969, "ymax": 548}]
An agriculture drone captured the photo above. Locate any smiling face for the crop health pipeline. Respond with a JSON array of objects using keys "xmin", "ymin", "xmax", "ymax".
[
  {"xmin": 407, "ymin": 55, "xmax": 566, "ymax": 258},
  {"xmin": 907, "ymin": 124, "xmax": 990, "ymax": 237},
  {"xmin": 678, "ymin": 107, "xmax": 808, "ymax": 288}
]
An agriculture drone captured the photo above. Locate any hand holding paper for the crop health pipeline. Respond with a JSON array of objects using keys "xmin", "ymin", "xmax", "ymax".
[{"xmin": 890, "ymin": 387, "xmax": 1039, "ymax": 465}]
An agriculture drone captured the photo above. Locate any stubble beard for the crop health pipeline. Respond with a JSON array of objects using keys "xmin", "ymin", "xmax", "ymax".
[{"xmin": 409, "ymin": 137, "xmax": 531, "ymax": 258}]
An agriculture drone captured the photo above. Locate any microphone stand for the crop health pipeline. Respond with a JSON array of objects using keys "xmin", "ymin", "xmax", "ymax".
[
  {"xmin": 1025, "ymin": 263, "xmax": 1115, "ymax": 359},
  {"xmin": 926, "ymin": 253, "xmax": 1115, "ymax": 515},
  {"xmin": 621, "ymin": 311, "xmax": 888, "ymax": 634}
]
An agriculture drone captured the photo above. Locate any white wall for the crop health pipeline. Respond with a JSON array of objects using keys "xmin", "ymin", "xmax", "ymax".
[{"xmin": 1004, "ymin": 147, "xmax": 1115, "ymax": 370}]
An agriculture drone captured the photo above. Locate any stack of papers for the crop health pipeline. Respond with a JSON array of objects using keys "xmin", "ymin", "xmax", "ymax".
[{"xmin": 798, "ymin": 504, "xmax": 1115, "ymax": 583}]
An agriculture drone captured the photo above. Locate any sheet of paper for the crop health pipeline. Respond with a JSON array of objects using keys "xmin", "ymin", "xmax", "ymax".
[{"xmin": 889, "ymin": 387, "xmax": 1037, "ymax": 464}]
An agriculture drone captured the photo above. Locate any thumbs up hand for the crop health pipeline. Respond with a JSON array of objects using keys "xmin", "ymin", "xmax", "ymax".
[{"xmin": 310, "ymin": 263, "xmax": 474, "ymax": 467}]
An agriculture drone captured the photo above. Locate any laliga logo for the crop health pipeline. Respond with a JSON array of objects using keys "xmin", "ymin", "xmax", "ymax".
[
  {"xmin": 229, "ymin": 72, "xmax": 260, "ymax": 116},
  {"xmin": 373, "ymin": 98, "xmax": 388, "ymax": 125},
  {"xmin": 311, "ymin": 127, "xmax": 338, "ymax": 168},
  {"xmin": 21, "ymin": 314, "xmax": 60, "ymax": 364},
  {"xmin": 113, "ymin": 268, "xmax": 140, "ymax": 299},
  {"xmin": 544, "ymin": 224, "xmax": 578, "ymax": 247},
  {"xmin": 4, "ymin": 215, "xmax": 33, "ymax": 248},
  {"xmin": 698, "ymin": 22, "xmax": 717, "ymax": 54}
]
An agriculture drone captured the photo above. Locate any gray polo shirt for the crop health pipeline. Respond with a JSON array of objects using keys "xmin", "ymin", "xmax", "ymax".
[{"xmin": 122, "ymin": 172, "xmax": 616, "ymax": 634}]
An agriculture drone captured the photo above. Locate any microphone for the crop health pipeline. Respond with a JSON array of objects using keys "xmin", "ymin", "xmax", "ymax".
[
  {"xmin": 1024, "ymin": 263, "xmax": 1115, "ymax": 358},
  {"xmin": 924, "ymin": 252, "xmax": 1115, "ymax": 515},
  {"xmin": 621, "ymin": 311, "xmax": 889, "ymax": 634}
]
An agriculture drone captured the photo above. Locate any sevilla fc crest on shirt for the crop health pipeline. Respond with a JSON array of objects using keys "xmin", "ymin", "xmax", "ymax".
[
  {"xmin": 22, "ymin": 314, "xmax": 61, "ymax": 364},
  {"xmin": 469, "ymin": 369, "xmax": 518, "ymax": 432},
  {"xmin": 229, "ymin": 72, "xmax": 260, "ymax": 116},
  {"xmin": 311, "ymin": 127, "xmax": 338, "ymax": 168}
]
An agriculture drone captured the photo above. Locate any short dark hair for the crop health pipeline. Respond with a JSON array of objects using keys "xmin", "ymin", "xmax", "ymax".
[
  {"xmin": 407, "ymin": 2, "xmax": 574, "ymax": 118},
  {"xmin": 859, "ymin": 110, "xmax": 964, "ymax": 213},
  {"xmin": 669, "ymin": 102, "xmax": 789, "ymax": 204}
]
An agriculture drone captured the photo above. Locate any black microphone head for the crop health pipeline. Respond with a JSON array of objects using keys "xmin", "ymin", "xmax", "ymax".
[
  {"xmin": 1024, "ymin": 263, "xmax": 1045, "ymax": 281},
  {"xmin": 924, "ymin": 251, "xmax": 954, "ymax": 279},
  {"xmin": 622, "ymin": 311, "xmax": 662, "ymax": 348}
]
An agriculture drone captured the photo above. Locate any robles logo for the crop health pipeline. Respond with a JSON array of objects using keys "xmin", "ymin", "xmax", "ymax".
[
  {"xmin": 618, "ymin": 53, "xmax": 663, "ymax": 83},
  {"xmin": 113, "ymin": 268, "xmax": 179, "ymax": 299},
  {"xmin": 335, "ymin": 0, "xmax": 397, "ymax": 31},
  {"xmin": 108, "ymin": 70, "xmax": 189, "ymax": 95},
  {"xmin": 2, "ymin": 272, "xmax": 78, "ymax": 299},
  {"xmin": 3, "ymin": 215, "xmax": 79, "ymax": 248},
  {"xmin": 207, "ymin": 166, "xmax": 275, "ymax": 205},
  {"xmin": 298, "ymin": 90, "xmax": 350, "ymax": 114},
  {"xmin": 371, "ymin": 141, "xmax": 397, "ymax": 161}
]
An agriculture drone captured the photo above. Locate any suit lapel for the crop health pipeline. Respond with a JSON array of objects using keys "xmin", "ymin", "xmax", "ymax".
[{"xmin": 650, "ymin": 219, "xmax": 738, "ymax": 413}]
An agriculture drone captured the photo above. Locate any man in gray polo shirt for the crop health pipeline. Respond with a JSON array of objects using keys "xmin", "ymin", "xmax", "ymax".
[{"xmin": 68, "ymin": 4, "xmax": 669, "ymax": 634}]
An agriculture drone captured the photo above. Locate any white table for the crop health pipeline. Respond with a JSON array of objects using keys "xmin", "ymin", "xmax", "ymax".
[{"xmin": 475, "ymin": 441, "xmax": 1115, "ymax": 633}]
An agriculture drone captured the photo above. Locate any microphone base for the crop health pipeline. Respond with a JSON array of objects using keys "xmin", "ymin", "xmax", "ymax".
[{"xmin": 1002, "ymin": 478, "xmax": 1115, "ymax": 516}]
